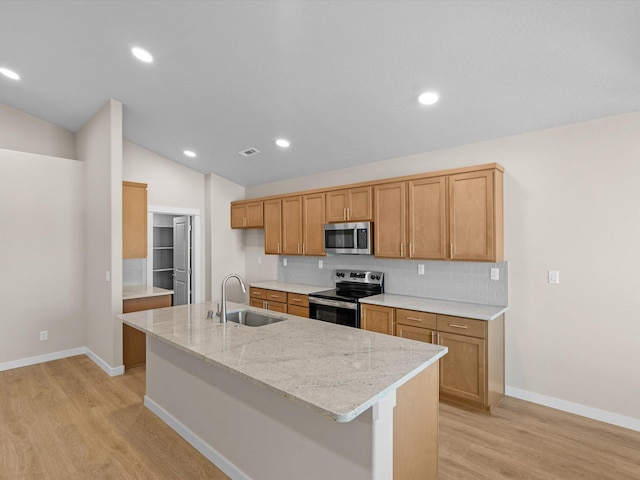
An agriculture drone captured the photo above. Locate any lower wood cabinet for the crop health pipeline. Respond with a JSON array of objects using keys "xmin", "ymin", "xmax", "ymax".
[
  {"xmin": 361, "ymin": 303, "xmax": 395, "ymax": 335},
  {"xmin": 122, "ymin": 294, "xmax": 172, "ymax": 369},
  {"xmin": 361, "ymin": 303, "xmax": 504, "ymax": 412},
  {"xmin": 249, "ymin": 287, "xmax": 310, "ymax": 318}
]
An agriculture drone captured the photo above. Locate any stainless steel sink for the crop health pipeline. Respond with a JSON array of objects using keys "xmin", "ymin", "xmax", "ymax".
[{"xmin": 225, "ymin": 309, "xmax": 286, "ymax": 327}]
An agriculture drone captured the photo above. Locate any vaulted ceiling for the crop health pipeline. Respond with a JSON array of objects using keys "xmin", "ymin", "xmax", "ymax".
[{"xmin": 1, "ymin": 1, "xmax": 639, "ymax": 186}]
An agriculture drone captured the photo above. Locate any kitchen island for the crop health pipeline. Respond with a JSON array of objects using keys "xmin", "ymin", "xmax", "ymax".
[{"xmin": 119, "ymin": 302, "xmax": 447, "ymax": 480}]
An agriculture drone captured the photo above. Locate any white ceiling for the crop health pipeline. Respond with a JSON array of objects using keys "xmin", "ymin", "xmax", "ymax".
[{"xmin": 1, "ymin": 1, "xmax": 639, "ymax": 186}]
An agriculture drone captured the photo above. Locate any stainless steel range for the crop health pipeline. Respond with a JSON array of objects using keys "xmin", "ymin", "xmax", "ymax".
[{"xmin": 308, "ymin": 270, "xmax": 384, "ymax": 328}]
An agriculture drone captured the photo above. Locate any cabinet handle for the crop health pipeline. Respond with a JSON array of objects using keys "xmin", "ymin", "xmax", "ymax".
[
  {"xmin": 302, "ymin": 243, "xmax": 305, "ymax": 255},
  {"xmin": 431, "ymin": 331, "xmax": 436, "ymax": 343},
  {"xmin": 292, "ymin": 298, "xmax": 302, "ymax": 302},
  {"xmin": 347, "ymin": 207, "xmax": 350, "ymax": 220},
  {"xmin": 448, "ymin": 323, "xmax": 469, "ymax": 329},
  {"xmin": 406, "ymin": 316, "xmax": 422, "ymax": 322},
  {"xmin": 263, "ymin": 301, "xmax": 267, "ymax": 309},
  {"xmin": 269, "ymin": 295, "xmax": 280, "ymax": 298},
  {"xmin": 253, "ymin": 292, "xmax": 262, "ymax": 297},
  {"xmin": 450, "ymin": 242, "xmax": 453, "ymax": 258},
  {"xmin": 297, "ymin": 243, "xmax": 300, "ymax": 254},
  {"xmin": 243, "ymin": 217, "xmax": 246, "ymax": 227},
  {"xmin": 343, "ymin": 208, "xmax": 347, "ymax": 221},
  {"xmin": 400, "ymin": 243, "xmax": 404, "ymax": 257},
  {"xmin": 409, "ymin": 242, "xmax": 413, "ymax": 257}
]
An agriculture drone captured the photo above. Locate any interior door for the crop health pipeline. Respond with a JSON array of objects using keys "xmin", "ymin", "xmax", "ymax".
[{"xmin": 173, "ymin": 216, "xmax": 191, "ymax": 305}]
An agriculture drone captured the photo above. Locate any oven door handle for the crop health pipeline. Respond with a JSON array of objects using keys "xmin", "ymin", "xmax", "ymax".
[{"xmin": 308, "ymin": 297, "xmax": 358, "ymax": 310}]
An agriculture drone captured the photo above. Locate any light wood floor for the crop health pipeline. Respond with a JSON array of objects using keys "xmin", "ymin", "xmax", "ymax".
[{"xmin": 1, "ymin": 356, "xmax": 639, "ymax": 480}]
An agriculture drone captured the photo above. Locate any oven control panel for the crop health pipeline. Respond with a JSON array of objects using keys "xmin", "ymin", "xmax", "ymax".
[{"xmin": 335, "ymin": 270, "xmax": 384, "ymax": 285}]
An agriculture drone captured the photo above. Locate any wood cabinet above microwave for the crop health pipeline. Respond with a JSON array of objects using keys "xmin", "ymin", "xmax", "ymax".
[{"xmin": 325, "ymin": 186, "xmax": 373, "ymax": 223}]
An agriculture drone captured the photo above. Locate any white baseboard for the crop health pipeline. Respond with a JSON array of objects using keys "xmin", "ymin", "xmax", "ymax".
[
  {"xmin": 144, "ymin": 395, "xmax": 250, "ymax": 480},
  {"xmin": 0, "ymin": 347, "xmax": 125, "ymax": 377},
  {"xmin": 84, "ymin": 348, "xmax": 125, "ymax": 376},
  {"xmin": 0, "ymin": 347, "xmax": 87, "ymax": 372},
  {"xmin": 506, "ymin": 386, "xmax": 640, "ymax": 433}
]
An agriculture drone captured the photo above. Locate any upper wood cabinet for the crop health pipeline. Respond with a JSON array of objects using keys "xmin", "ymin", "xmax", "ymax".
[
  {"xmin": 274, "ymin": 193, "xmax": 326, "ymax": 256},
  {"xmin": 231, "ymin": 201, "xmax": 263, "ymax": 228},
  {"xmin": 449, "ymin": 169, "xmax": 503, "ymax": 262},
  {"xmin": 374, "ymin": 181, "xmax": 406, "ymax": 258},
  {"xmin": 374, "ymin": 177, "xmax": 447, "ymax": 260},
  {"xmin": 302, "ymin": 193, "xmax": 326, "ymax": 256},
  {"xmin": 282, "ymin": 196, "xmax": 303, "ymax": 255},
  {"xmin": 264, "ymin": 199, "xmax": 282, "ymax": 254},
  {"xmin": 123, "ymin": 181, "xmax": 147, "ymax": 259},
  {"xmin": 325, "ymin": 186, "xmax": 372, "ymax": 223}
]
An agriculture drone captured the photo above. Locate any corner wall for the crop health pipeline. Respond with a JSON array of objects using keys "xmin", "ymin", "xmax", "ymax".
[
  {"xmin": 246, "ymin": 112, "xmax": 640, "ymax": 427},
  {"xmin": 76, "ymin": 99, "xmax": 123, "ymax": 372}
]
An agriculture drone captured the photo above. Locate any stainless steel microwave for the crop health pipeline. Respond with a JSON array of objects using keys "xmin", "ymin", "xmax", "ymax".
[{"xmin": 324, "ymin": 222, "xmax": 373, "ymax": 255}]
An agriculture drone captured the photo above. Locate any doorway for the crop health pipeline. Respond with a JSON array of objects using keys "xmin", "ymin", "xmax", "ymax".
[{"xmin": 147, "ymin": 206, "xmax": 201, "ymax": 305}]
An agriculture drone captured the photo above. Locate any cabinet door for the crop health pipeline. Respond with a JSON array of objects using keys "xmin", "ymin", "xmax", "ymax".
[
  {"xmin": 408, "ymin": 176, "xmax": 447, "ymax": 259},
  {"xmin": 230, "ymin": 204, "xmax": 247, "ymax": 229},
  {"xmin": 348, "ymin": 186, "xmax": 373, "ymax": 221},
  {"xmin": 303, "ymin": 193, "xmax": 326, "ymax": 256},
  {"xmin": 437, "ymin": 331, "xmax": 486, "ymax": 404},
  {"xmin": 250, "ymin": 298, "xmax": 265, "ymax": 309},
  {"xmin": 374, "ymin": 182, "xmax": 406, "ymax": 258},
  {"xmin": 245, "ymin": 201, "xmax": 264, "ymax": 227},
  {"xmin": 267, "ymin": 301, "xmax": 287, "ymax": 314},
  {"xmin": 282, "ymin": 196, "xmax": 303, "ymax": 255},
  {"xmin": 325, "ymin": 189, "xmax": 349, "ymax": 223},
  {"xmin": 123, "ymin": 181, "xmax": 147, "ymax": 259},
  {"xmin": 361, "ymin": 304, "xmax": 395, "ymax": 335},
  {"xmin": 449, "ymin": 170, "xmax": 495, "ymax": 261},
  {"xmin": 264, "ymin": 199, "xmax": 282, "ymax": 254},
  {"xmin": 396, "ymin": 324, "xmax": 436, "ymax": 344}
]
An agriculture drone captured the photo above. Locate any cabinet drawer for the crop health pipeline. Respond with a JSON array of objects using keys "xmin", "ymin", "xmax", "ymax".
[
  {"xmin": 396, "ymin": 324, "xmax": 436, "ymax": 344},
  {"xmin": 267, "ymin": 302, "xmax": 287, "ymax": 314},
  {"xmin": 396, "ymin": 309, "xmax": 436, "ymax": 329},
  {"xmin": 265, "ymin": 290, "xmax": 287, "ymax": 303},
  {"xmin": 437, "ymin": 315, "xmax": 486, "ymax": 339},
  {"xmin": 250, "ymin": 287, "xmax": 267, "ymax": 299},
  {"xmin": 287, "ymin": 304, "xmax": 309, "ymax": 318},
  {"xmin": 288, "ymin": 293, "xmax": 309, "ymax": 308}
]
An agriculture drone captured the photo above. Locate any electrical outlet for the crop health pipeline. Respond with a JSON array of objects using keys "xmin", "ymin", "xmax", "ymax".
[
  {"xmin": 548, "ymin": 270, "xmax": 560, "ymax": 284},
  {"xmin": 318, "ymin": 260, "xmax": 323, "ymax": 269},
  {"xmin": 257, "ymin": 256, "xmax": 262, "ymax": 265},
  {"xmin": 283, "ymin": 258, "xmax": 287, "ymax": 267},
  {"xmin": 491, "ymin": 268, "xmax": 500, "ymax": 281},
  {"xmin": 105, "ymin": 270, "xmax": 111, "ymax": 282},
  {"xmin": 40, "ymin": 330, "xmax": 48, "ymax": 341},
  {"xmin": 417, "ymin": 264, "xmax": 425, "ymax": 275}
]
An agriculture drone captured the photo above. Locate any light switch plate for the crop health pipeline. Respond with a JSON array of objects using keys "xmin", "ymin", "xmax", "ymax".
[
  {"xmin": 318, "ymin": 260, "xmax": 323, "ymax": 269},
  {"xmin": 257, "ymin": 256, "xmax": 262, "ymax": 265},
  {"xmin": 417, "ymin": 264, "xmax": 425, "ymax": 275},
  {"xmin": 105, "ymin": 270, "xmax": 111, "ymax": 282},
  {"xmin": 283, "ymin": 258, "xmax": 287, "ymax": 267},
  {"xmin": 490, "ymin": 268, "xmax": 500, "ymax": 280},
  {"xmin": 548, "ymin": 270, "xmax": 560, "ymax": 284}
]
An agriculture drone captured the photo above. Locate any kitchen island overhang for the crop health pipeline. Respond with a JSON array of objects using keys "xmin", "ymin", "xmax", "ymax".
[{"xmin": 119, "ymin": 302, "xmax": 447, "ymax": 480}]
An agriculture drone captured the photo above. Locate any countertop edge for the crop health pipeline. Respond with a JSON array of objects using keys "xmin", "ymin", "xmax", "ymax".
[{"xmin": 359, "ymin": 294, "xmax": 508, "ymax": 321}]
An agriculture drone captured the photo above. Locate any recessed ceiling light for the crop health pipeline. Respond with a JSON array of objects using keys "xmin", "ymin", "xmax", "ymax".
[
  {"xmin": 0, "ymin": 67, "xmax": 20, "ymax": 80},
  {"xmin": 183, "ymin": 150, "xmax": 196, "ymax": 158},
  {"xmin": 275, "ymin": 139, "xmax": 290, "ymax": 148},
  {"xmin": 418, "ymin": 91, "xmax": 439, "ymax": 106},
  {"xmin": 131, "ymin": 47, "xmax": 153, "ymax": 63}
]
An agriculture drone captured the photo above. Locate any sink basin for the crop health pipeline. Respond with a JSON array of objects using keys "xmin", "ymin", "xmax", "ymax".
[{"xmin": 225, "ymin": 309, "xmax": 286, "ymax": 327}]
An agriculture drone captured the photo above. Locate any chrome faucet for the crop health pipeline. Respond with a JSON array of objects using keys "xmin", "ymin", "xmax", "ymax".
[{"xmin": 220, "ymin": 274, "xmax": 247, "ymax": 323}]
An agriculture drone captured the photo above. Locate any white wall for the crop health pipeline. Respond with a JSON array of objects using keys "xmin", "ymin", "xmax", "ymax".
[
  {"xmin": 0, "ymin": 149, "xmax": 85, "ymax": 363},
  {"xmin": 122, "ymin": 141, "xmax": 207, "ymax": 300},
  {"xmin": 246, "ymin": 112, "xmax": 640, "ymax": 426},
  {"xmin": 205, "ymin": 173, "xmax": 247, "ymax": 303},
  {"xmin": 0, "ymin": 103, "xmax": 76, "ymax": 159},
  {"xmin": 76, "ymin": 99, "xmax": 123, "ymax": 371}
]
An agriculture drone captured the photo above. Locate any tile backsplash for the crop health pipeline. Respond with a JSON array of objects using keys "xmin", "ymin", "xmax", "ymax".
[
  {"xmin": 277, "ymin": 256, "xmax": 508, "ymax": 306},
  {"xmin": 123, "ymin": 258, "xmax": 147, "ymax": 286}
]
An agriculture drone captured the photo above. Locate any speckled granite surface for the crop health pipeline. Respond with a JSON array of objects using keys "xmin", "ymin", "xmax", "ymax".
[
  {"xmin": 249, "ymin": 281, "xmax": 328, "ymax": 295},
  {"xmin": 123, "ymin": 284, "xmax": 174, "ymax": 300},
  {"xmin": 360, "ymin": 294, "xmax": 508, "ymax": 321},
  {"xmin": 118, "ymin": 301, "xmax": 446, "ymax": 422}
]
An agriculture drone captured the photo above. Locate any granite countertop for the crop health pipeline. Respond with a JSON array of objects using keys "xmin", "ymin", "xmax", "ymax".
[
  {"xmin": 118, "ymin": 301, "xmax": 447, "ymax": 423},
  {"xmin": 123, "ymin": 284, "xmax": 174, "ymax": 301},
  {"xmin": 250, "ymin": 281, "xmax": 328, "ymax": 295},
  {"xmin": 360, "ymin": 294, "xmax": 508, "ymax": 321}
]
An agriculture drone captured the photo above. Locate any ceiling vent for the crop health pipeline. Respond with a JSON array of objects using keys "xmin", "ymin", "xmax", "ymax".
[{"xmin": 239, "ymin": 147, "xmax": 261, "ymax": 157}]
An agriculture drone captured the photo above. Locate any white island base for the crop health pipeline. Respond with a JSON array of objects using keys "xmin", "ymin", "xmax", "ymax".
[{"xmin": 144, "ymin": 336, "xmax": 439, "ymax": 480}]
